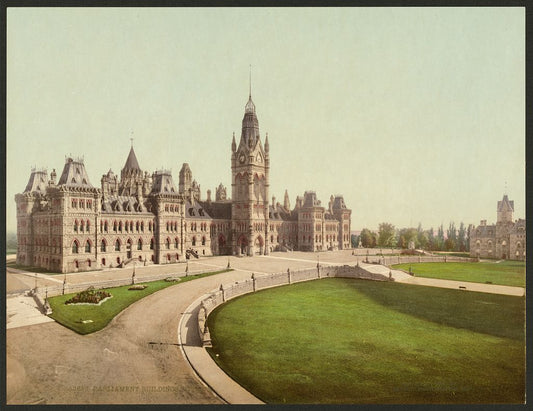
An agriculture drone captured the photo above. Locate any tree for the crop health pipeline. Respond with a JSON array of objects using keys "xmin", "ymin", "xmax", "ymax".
[
  {"xmin": 378, "ymin": 223, "xmax": 396, "ymax": 248},
  {"xmin": 457, "ymin": 222, "xmax": 467, "ymax": 252},
  {"xmin": 359, "ymin": 228, "xmax": 376, "ymax": 248},
  {"xmin": 444, "ymin": 238, "xmax": 456, "ymax": 251},
  {"xmin": 436, "ymin": 224, "xmax": 445, "ymax": 251},
  {"xmin": 427, "ymin": 227, "xmax": 435, "ymax": 251},
  {"xmin": 397, "ymin": 227, "xmax": 418, "ymax": 249},
  {"xmin": 351, "ymin": 234, "xmax": 359, "ymax": 248},
  {"xmin": 417, "ymin": 230, "xmax": 429, "ymax": 250}
]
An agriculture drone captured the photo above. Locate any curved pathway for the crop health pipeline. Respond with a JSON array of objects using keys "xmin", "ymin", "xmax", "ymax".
[{"xmin": 7, "ymin": 267, "xmax": 257, "ymax": 404}]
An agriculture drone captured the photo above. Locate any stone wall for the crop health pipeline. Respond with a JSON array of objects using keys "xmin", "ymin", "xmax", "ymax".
[{"xmin": 199, "ymin": 264, "xmax": 390, "ymax": 346}]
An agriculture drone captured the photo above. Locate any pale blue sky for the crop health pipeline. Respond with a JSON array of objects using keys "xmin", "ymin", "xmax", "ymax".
[{"xmin": 7, "ymin": 7, "xmax": 525, "ymax": 233}]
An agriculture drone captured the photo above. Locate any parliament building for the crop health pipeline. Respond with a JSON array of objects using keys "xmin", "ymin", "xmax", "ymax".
[{"xmin": 15, "ymin": 92, "xmax": 352, "ymax": 273}]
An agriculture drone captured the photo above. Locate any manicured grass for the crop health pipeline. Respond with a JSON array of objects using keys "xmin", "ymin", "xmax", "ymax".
[
  {"xmin": 48, "ymin": 269, "xmax": 231, "ymax": 334},
  {"xmin": 391, "ymin": 261, "xmax": 525, "ymax": 287},
  {"xmin": 207, "ymin": 278, "xmax": 525, "ymax": 404}
]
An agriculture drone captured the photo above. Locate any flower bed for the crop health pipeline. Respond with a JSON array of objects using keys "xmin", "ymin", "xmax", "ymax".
[{"xmin": 65, "ymin": 286, "xmax": 112, "ymax": 305}]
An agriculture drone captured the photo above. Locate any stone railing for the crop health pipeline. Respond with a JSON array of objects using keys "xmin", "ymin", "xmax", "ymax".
[
  {"xmin": 358, "ymin": 255, "xmax": 477, "ymax": 267},
  {"xmin": 32, "ymin": 270, "xmax": 209, "ymax": 300},
  {"xmin": 198, "ymin": 264, "xmax": 390, "ymax": 346}
]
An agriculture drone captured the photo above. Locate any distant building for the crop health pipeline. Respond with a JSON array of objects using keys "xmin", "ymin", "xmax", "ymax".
[
  {"xmin": 469, "ymin": 194, "xmax": 525, "ymax": 260},
  {"xmin": 15, "ymin": 89, "xmax": 351, "ymax": 273}
]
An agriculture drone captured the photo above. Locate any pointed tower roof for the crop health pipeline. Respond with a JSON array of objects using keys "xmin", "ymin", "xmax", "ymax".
[
  {"xmin": 123, "ymin": 146, "xmax": 141, "ymax": 172},
  {"xmin": 497, "ymin": 194, "xmax": 514, "ymax": 212}
]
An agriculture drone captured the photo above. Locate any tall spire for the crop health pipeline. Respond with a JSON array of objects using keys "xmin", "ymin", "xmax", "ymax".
[{"xmin": 245, "ymin": 64, "xmax": 255, "ymax": 114}]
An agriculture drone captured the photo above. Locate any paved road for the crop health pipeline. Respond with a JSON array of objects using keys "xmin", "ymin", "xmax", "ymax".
[{"xmin": 6, "ymin": 250, "xmax": 526, "ymax": 404}]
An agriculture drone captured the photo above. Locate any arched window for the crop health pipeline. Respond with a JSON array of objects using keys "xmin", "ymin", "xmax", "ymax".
[
  {"xmin": 85, "ymin": 240, "xmax": 91, "ymax": 253},
  {"xmin": 150, "ymin": 238, "xmax": 154, "ymax": 250},
  {"xmin": 115, "ymin": 239, "xmax": 121, "ymax": 251},
  {"xmin": 80, "ymin": 220, "xmax": 84, "ymax": 232},
  {"xmin": 104, "ymin": 221, "xmax": 108, "ymax": 232},
  {"xmin": 141, "ymin": 222, "xmax": 144, "ymax": 232},
  {"xmin": 86, "ymin": 220, "xmax": 90, "ymax": 233},
  {"xmin": 102, "ymin": 258, "xmax": 106, "ymax": 266},
  {"xmin": 175, "ymin": 238, "xmax": 179, "ymax": 249},
  {"xmin": 72, "ymin": 240, "xmax": 79, "ymax": 254},
  {"xmin": 87, "ymin": 259, "xmax": 91, "ymax": 267},
  {"xmin": 101, "ymin": 239, "xmax": 107, "ymax": 252},
  {"xmin": 113, "ymin": 221, "xmax": 117, "ymax": 232},
  {"xmin": 137, "ymin": 239, "xmax": 142, "ymax": 250},
  {"xmin": 136, "ymin": 222, "xmax": 140, "ymax": 232},
  {"xmin": 130, "ymin": 221, "xmax": 134, "ymax": 232},
  {"xmin": 202, "ymin": 236, "xmax": 206, "ymax": 246},
  {"xmin": 74, "ymin": 220, "xmax": 78, "ymax": 232},
  {"xmin": 166, "ymin": 238, "xmax": 171, "ymax": 249},
  {"xmin": 192, "ymin": 236, "xmax": 197, "ymax": 246},
  {"xmin": 166, "ymin": 222, "xmax": 169, "ymax": 231},
  {"xmin": 119, "ymin": 221, "xmax": 123, "ymax": 232}
]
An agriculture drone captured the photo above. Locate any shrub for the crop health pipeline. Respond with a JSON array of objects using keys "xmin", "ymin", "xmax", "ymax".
[{"xmin": 128, "ymin": 284, "xmax": 148, "ymax": 290}]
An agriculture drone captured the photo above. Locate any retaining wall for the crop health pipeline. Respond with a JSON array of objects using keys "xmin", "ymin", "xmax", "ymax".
[{"xmin": 199, "ymin": 264, "xmax": 390, "ymax": 346}]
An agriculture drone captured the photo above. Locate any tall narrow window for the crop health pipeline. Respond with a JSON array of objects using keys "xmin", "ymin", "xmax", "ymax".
[
  {"xmin": 85, "ymin": 240, "xmax": 91, "ymax": 253},
  {"xmin": 137, "ymin": 239, "xmax": 142, "ymax": 250},
  {"xmin": 115, "ymin": 239, "xmax": 121, "ymax": 251},
  {"xmin": 101, "ymin": 240, "xmax": 106, "ymax": 252},
  {"xmin": 72, "ymin": 241, "xmax": 79, "ymax": 254},
  {"xmin": 150, "ymin": 238, "xmax": 154, "ymax": 250}
]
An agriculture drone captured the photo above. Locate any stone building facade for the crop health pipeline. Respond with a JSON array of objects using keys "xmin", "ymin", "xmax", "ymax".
[
  {"xmin": 15, "ymin": 92, "xmax": 351, "ymax": 273},
  {"xmin": 469, "ymin": 194, "xmax": 525, "ymax": 260}
]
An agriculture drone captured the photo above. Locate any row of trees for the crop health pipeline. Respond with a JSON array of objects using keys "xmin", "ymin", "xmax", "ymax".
[{"xmin": 352, "ymin": 222, "xmax": 472, "ymax": 252}]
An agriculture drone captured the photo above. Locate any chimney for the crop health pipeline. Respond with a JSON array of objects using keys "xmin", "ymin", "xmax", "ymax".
[{"xmin": 207, "ymin": 189, "xmax": 212, "ymax": 202}]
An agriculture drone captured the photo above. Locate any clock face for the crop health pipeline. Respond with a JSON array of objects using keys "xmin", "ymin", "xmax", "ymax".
[{"xmin": 239, "ymin": 153, "xmax": 246, "ymax": 164}]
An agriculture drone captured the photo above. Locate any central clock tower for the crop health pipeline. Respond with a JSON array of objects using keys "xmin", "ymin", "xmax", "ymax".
[{"xmin": 231, "ymin": 92, "xmax": 270, "ymax": 256}]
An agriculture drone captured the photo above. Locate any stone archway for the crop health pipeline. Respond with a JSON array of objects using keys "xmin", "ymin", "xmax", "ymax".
[
  {"xmin": 237, "ymin": 235, "xmax": 248, "ymax": 255},
  {"xmin": 218, "ymin": 234, "xmax": 226, "ymax": 254},
  {"xmin": 254, "ymin": 236, "xmax": 264, "ymax": 255}
]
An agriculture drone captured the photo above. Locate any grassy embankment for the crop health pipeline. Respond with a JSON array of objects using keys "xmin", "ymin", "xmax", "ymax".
[
  {"xmin": 207, "ymin": 278, "xmax": 525, "ymax": 404},
  {"xmin": 391, "ymin": 260, "xmax": 525, "ymax": 287},
  {"xmin": 48, "ymin": 269, "xmax": 232, "ymax": 334}
]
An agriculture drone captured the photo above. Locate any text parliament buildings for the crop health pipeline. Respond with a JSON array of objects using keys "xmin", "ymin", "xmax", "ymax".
[{"xmin": 15, "ymin": 93, "xmax": 352, "ymax": 273}]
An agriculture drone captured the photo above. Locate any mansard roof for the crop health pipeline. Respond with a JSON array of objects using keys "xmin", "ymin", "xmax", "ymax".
[
  {"xmin": 302, "ymin": 191, "xmax": 322, "ymax": 208},
  {"xmin": 150, "ymin": 170, "xmax": 178, "ymax": 194},
  {"xmin": 123, "ymin": 146, "xmax": 141, "ymax": 172},
  {"xmin": 57, "ymin": 157, "xmax": 94, "ymax": 188},
  {"xmin": 101, "ymin": 195, "xmax": 151, "ymax": 214},
  {"xmin": 510, "ymin": 218, "xmax": 526, "ymax": 234},
  {"xmin": 269, "ymin": 204, "xmax": 297, "ymax": 221},
  {"xmin": 185, "ymin": 200, "xmax": 211, "ymax": 219},
  {"xmin": 473, "ymin": 224, "xmax": 496, "ymax": 237},
  {"xmin": 24, "ymin": 169, "xmax": 48, "ymax": 193},
  {"xmin": 198, "ymin": 200, "xmax": 231, "ymax": 220},
  {"xmin": 332, "ymin": 195, "xmax": 348, "ymax": 210}
]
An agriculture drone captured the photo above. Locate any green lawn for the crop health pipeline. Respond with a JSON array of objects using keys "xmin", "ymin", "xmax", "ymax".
[
  {"xmin": 207, "ymin": 278, "xmax": 525, "ymax": 404},
  {"xmin": 391, "ymin": 261, "xmax": 525, "ymax": 287},
  {"xmin": 48, "ymin": 269, "xmax": 231, "ymax": 334}
]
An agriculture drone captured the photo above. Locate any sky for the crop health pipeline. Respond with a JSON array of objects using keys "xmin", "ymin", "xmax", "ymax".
[{"xmin": 6, "ymin": 7, "xmax": 525, "ymax": 234}]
